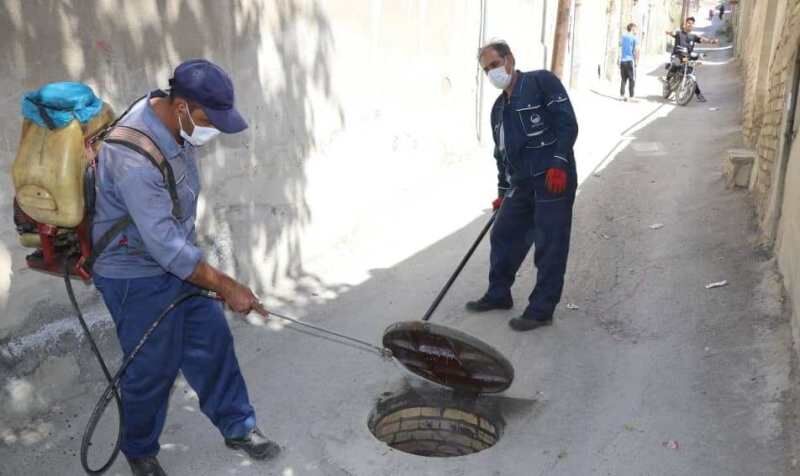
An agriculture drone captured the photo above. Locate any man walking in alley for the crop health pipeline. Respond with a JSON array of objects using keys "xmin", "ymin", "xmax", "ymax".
[
  {"xmin": 620, "ymin": 23, "xmax": 640, "ymax": 101},
  {"xmin": 92, "ymin": 59, "xmax": 280, "ymax": 475},
  {"xmin": 665, "ymin": 17, "xmax": 719, "ymax": 102},
  {"xmin": 466, "ymin": 40, "xmax": 578, "ymax": 332}
]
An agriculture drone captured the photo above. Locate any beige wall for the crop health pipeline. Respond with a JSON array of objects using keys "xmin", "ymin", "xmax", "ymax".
[
  {"xmin": 0, "ymin": 0, "xmax": 556, "ymax": 340},
  {"xmin": 777, "ymin": 134, "xmax": 800, "ymax": 331},
  {"xmin": 736, "ymin": 1, "xmax": 800, "ymax": 236},
  {"xmin": 738, "ymin": 0, "xmax": 781, "ymax": 156},
  {"xmin": 734, "ymin": 0, "xmax": 800, "ymax": 347}
]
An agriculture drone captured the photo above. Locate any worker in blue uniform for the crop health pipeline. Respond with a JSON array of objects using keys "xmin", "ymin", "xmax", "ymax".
[
  {"xmin": 466, "ymin": 41, "xmax": 579, "ymax": 332},
  {"xmin": 92, "ymin": 59, "xmax": 279, "ymax": 475}
]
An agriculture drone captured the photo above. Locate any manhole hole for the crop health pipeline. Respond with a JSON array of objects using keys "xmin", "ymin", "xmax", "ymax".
[{"xmin": 368, "ymin": 391, "xmax": 503, "ymax": 457}]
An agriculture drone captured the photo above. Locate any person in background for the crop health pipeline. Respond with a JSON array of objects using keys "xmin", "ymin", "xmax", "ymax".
[
  {"xmin": 665, "ymin": 17, "xmax": 719, "ymax": 102},
  {"xmin": 619, "ymin": 23, "xmax": 640, "ymax": 102}
]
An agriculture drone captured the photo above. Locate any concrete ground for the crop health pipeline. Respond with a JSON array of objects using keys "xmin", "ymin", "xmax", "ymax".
[{"xmin": 2, "ymin": 13, "xmax": 800, "ymax": 476}]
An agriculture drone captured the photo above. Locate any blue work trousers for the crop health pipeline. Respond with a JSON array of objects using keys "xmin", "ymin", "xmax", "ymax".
[
  {"xmin": 486, "ymin": 174, "xmax": 575, "ymax": 319},
  {"xmin": 93, "ymin": 273, "xmax": 256, "ymax": 458}
]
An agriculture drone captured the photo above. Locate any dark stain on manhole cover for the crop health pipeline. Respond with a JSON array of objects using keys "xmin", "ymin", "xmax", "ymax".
[{"xmin": 368, "ymin": 389, "xmax": 504, "ymax": 457}]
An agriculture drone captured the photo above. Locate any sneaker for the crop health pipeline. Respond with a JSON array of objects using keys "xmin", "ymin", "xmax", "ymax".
[
  {"xmin": 508, "ymin": 316, "xmax": 553, "ymax": 332},
  {"xmin": 623, "ymin": 97, "xmax": 628, "ymax": 102},
  {"xmin": 225, "ymin": 427, "xmax": 281, "ymax": 461},
  {"xmin": 126, "ymin": 456, "xmax": 167, "ymax": 476},
  {"xmin": 696, "ymin": 93, "xmax": 707, "ymax": 102},
  {"xmin": 465, "ymin": 296, "xmax": 513, "ymax": 313}
]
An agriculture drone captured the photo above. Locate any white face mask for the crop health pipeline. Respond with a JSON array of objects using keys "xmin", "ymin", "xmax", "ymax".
[
  {"xmin": 487, "ymin": 63, "xmax": 512, "ymax": 90},
  {"xmin": 178, "ymin": 109, "xmax": 220, "ymax": 147}
]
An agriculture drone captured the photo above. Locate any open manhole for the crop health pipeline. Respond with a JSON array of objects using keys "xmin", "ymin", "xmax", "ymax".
[{"xmin": 368, "ymin": 391, "xmax": 504, "ymax": 457}]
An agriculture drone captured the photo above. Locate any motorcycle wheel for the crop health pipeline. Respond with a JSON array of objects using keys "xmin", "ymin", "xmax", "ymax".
[
  {"xmin": 676, "ymin": 78, "xmax": 696, "ymax": 106},
  {"xmin": 662, "ymin": 79, "xmax": 672, "ymax": 99}
]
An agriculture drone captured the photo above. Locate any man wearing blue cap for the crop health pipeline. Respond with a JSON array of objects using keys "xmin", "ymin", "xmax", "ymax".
[{"xmin": 92, "ymin": 59, "xmax": 278, "ymax": 475}]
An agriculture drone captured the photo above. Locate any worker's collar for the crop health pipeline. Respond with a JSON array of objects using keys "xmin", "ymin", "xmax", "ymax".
[
  {"xmin": 504, "ymin": 70, "xmax": 524, "ymax": 100},
  {"xmin": 141, "ymin": 90, "xmax": 183, "ymax": 159}
]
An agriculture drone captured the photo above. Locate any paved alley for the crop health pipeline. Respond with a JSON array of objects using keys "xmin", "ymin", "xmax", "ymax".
[{"xmin": 2, "ymin": 8, "xmax": 799, "ymax": 476}]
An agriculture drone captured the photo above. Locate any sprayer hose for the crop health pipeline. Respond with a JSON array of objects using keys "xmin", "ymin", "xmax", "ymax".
[{"xmin": 64, "ymin": 265, "xmax": 207, "ymax": 475}]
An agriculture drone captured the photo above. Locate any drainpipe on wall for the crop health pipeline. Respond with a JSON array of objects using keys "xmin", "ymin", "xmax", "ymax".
[
  {"xmin": 475, "ymin": 0, "xmax": 487, "ymax": 142},
  {"xmin": 569, "ymin": 0, "xmax": 584, "ymax": 89},
  {"xmin": 541, "ymin": 0, "xmax": 550, "ymax": 70}
]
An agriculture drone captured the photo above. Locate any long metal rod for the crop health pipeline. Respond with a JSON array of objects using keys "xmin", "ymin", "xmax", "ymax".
[
  {"xmin": 267, "ymin": 310, "xmax": 391, "ymax": 358},
  {"xmin": 422, "ymin": 212, "xmax": 497, "ymax": 322}
]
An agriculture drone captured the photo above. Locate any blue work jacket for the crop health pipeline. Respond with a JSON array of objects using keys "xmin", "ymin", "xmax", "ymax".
[
  {"xmin": 92, "ymin": 91, "xmax": 202, "ymax": 280},
  {"xmin": 491, "ymin": 70, "xmax": 579, "ymax": 196}
]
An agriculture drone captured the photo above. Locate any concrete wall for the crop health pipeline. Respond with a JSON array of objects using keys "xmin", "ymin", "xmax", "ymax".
[
  {"xmin": 773, "ymin": 3, "xmax": 800, "ymax": 349},
  {"xmin": 734, "ymin": 0, "xmax": 800, "ymax": 237},
  {"xmin": 737, "ymin": 0, "xmax": 781, "ymax": 159},
  {"xmin": 733, "ymin": 0, "xmax": 800, "ymax": 349},
  {"xmin": 0, "ymin": 1, "xmax": 556, "ymax": 343}
]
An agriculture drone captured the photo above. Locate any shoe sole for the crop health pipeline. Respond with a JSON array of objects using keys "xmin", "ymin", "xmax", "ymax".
[
  {"xmin": 509, "ymin": 319, "xmax": 553, "ymax": 331},
  {"xmin": 225, "ymin": 441, "xmax": 281, "ymax": 461},
  {"xmin": 465, "ymin": 303, "xmax": 513, "ymax": 313}
]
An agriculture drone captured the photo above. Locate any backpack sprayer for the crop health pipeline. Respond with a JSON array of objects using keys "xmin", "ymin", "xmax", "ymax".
[
  {"xmin": 12, "ymin": 82, "xmax": 513, "ymax": 475},
  {"xmin": 11, "ymin": 82, "xmax": 393, "ymax": 475}
]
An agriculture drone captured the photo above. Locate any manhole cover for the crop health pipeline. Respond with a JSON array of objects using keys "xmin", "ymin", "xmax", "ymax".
[
  {"xmin": 368, "ymin": 391, "xmax": 503, "ymax": 457},
  {"xmin": 382, "ymin": 321, "xmax": 514, "ymax": 394}
]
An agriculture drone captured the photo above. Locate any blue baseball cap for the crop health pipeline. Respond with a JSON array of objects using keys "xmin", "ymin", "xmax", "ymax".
[{"xmin": 169, "ymin": 59, "xmax": 248, "ymax": 133}]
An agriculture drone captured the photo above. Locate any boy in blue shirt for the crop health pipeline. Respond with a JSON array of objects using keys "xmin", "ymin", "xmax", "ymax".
[{"xmin": 619, "ymin": 23, "xmax": 639, "ymax": 101}]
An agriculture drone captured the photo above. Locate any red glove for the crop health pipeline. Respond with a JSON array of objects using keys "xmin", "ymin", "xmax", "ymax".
[
  {"xmin": 545, "ymin": 168, "xmax": 568, "ymax": 194},
  {"xmin": 492, "ymin": 196, "xmax": 504, "ymax": 210}
]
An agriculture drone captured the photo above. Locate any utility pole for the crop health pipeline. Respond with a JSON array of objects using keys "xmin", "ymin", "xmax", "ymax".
[
  {"xmin": 680, "ymin": 0, "xmax": 690, "ymax": 23},
  {"xmin": 551, "ymin": 0, "xmax": 573, "ymax": 78}
]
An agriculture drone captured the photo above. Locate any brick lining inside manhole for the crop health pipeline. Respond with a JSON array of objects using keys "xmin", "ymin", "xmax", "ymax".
[{"xmin": 369, "ymin": 404, "xmax": 501, "ymax": 457}]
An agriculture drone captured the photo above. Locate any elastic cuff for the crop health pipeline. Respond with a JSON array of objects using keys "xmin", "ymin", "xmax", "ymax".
[{"xmin": 223, "ymin": 415, "xmax": 256, "ymax": 440}]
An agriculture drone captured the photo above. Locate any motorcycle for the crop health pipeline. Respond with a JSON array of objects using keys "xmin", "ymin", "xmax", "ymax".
[{"xmin": 663, "ymin": 46, "xmax": 702, "ymax": 106}]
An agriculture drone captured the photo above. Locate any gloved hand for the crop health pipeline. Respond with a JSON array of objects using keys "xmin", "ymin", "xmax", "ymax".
[
  {"xmin": 545, "ymin": 168, "xmax": 568, "ymax": 194},
  {"xmin": 492, "ymin": 196, "xmax": 504, "ymax": 210}
]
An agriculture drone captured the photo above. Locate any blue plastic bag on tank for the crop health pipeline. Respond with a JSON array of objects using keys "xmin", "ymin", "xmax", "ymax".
[{"xmin": 21, "ymin": 82, "xmax": 103, "ymax": 129}]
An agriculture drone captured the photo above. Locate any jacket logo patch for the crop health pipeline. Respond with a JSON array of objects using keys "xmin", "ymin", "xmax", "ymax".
[{"xmin": 530, "ymin": 114, "xmax": 542, "ymax": 125}]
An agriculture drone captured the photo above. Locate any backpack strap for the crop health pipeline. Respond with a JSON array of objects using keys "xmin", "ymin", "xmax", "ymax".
[
  {"xmin": 84, "ymin": 216, "xmax": 132, "ymax": 271},
  {"xmin": 104, "ymin": 125, "xmax": 183, "ymax": 219},
  {"xmin": 84, "ymin": 125, "xmax": 183, "ymax": 272}
]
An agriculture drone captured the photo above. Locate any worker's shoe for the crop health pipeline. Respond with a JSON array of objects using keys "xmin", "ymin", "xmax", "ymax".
[
  {"xmin": 696, "ymin": 93, "xmax": 707, "ymax": 102},
  {"xmin": 508, "ymin": 316, "xmax": 553, "ymax": 332},
  {"xmin": 465, "ymin": 296, "xmax": 513, "ymax": 313},
  {"xmin": 126, "ymin": 456, "xmax": 167, "ymax": 476},
  {"xmin": 225, "ymin": 427, "xmax": 281, "ymax": 461}
]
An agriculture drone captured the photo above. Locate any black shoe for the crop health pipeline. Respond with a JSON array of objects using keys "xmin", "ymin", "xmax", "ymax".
[
  {"xmin": 126, "ymin": 456, "xmax": 166, "ymax": 476},
  {"xmin": 465, "ymin": 296, "xmax": 513, "ymax": 313},
  {"xmin": 696, "ymin": 93, "xmax": 707, "ymax": 102},
  {"xmin": 508, "ymin": 316, "xmax": 553, "ymax": 332},
  {"xmin": 225, "ymin": 427, "xmax": 281, "ymax": 461}
]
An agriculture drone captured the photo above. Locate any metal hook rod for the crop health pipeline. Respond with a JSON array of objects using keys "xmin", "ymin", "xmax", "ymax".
[
  {"xmin": 267, "ymin": 310, "xmax": 392, "ymax": 359},
  {"xmin": 421, "ymin": 211, "xmax": 497, "ymax": 322},
  {"xmin": 204, "ymin": 291, "xmax": 392, "ymax": 358}
]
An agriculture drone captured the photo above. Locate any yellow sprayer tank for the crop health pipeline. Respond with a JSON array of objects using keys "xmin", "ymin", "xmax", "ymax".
[{"xmin": 12, "ymin": 104, "xmax": 114, "ymax": 228}]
